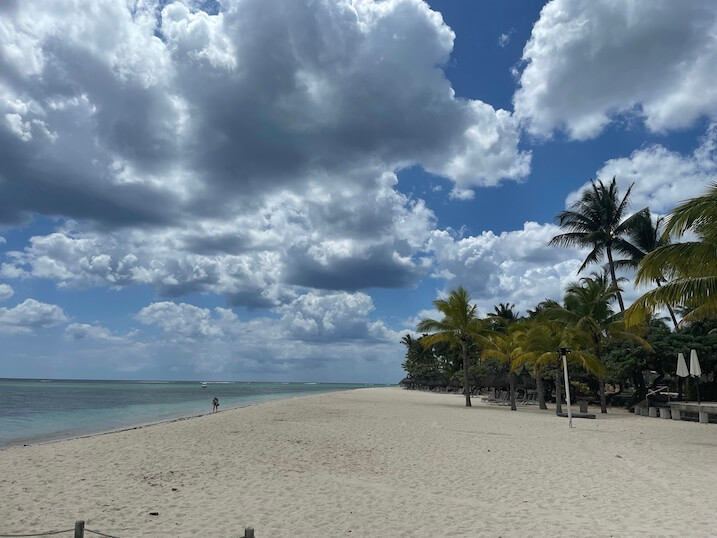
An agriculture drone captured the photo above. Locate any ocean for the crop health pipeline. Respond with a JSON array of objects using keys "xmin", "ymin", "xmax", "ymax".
[{"xmin": 0, "ymin": 379, "xmax": 380, "ymax": 448}]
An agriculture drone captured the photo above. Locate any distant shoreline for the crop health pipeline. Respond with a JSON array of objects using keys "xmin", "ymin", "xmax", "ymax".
[
  {"xmin": 1, "ymin": 399, "xmax": 250, "ymax": 451},
  {"xmin": 0, "ymin": 380, "xmax": 389, "ymax": 449},
  {"xmin": 1, "ymin": 387, "xmax": 387, "ymax": 450},
  {"xmin": 0, "ymin": 377, "xmax": 385, "ymax": 384}
]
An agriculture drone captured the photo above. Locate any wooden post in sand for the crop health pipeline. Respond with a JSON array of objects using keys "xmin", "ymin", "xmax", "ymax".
[
  {"xmin": 74, "ymin": 520, "xmax": 85, "ymax": 538},
  {"xmin": 244, "ymin": 527, "xmax": 255, "ymax": 538}
]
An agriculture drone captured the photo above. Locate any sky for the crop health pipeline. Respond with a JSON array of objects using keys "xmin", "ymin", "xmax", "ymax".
[{"xmin": 1, "ymin": 0, "xmax": 717, "ymax": 383}]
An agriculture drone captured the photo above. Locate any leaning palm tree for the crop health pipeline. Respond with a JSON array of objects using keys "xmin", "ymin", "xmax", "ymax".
[
  {"xmin": 550, "ymin": 177, "xmax": 644, "ymax": 312},
  {"xmin": 613, "ymin": 209, "xmax": 679, "ymax": 328},
  {"xmin": 548, "ymin": 274, "xmax": 651, "ymax": 413},
  {"xmin": 627, "ymin": 183, "xmax": 717, "ymax": 325},
  {"xmin": 417, "ymin": 287, "xmax": 486, "ymax": 407}
]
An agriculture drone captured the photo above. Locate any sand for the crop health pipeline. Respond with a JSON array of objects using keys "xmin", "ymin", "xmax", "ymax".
[{"xmin": 1, "ymin": 387, "xmax": 716, "ymax": 537}]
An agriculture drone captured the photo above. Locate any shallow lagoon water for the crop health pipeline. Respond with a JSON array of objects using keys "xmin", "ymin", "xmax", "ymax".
[{"xmin": 0, "ymin": 379, "xmax": 378, "ymax": 447}]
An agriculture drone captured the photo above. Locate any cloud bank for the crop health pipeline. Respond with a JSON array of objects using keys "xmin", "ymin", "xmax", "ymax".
[
  {"xmin": 0, "ymin": 0, "xmax": 529, "ymax": 228},
  {"xmin": 0, "ymin": 0, "xmax": 531, "ymax": 311}
]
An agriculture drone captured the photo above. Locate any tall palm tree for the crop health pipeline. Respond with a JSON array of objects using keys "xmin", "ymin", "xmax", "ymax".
[
  {"xmin": 627, "ymin": 183, "xmax": 717, "ymax": 325},
  {"xmin": 481, "ymin": 329, "xmax": 531, "ymax": 411},
  {"xmin": 417, "ymin": 287, "xmax": 485, "ymax": 407},
  {"xmin": 550, "ymin": 177, "xmax": 644, "ymax": 312},
  {"xmin": 548, "ymin": 274, "xmax": 651, "ymax": 413},
  {"xmin": 613, "ymin": 209, "xmax": 679, "ymax": 328}
]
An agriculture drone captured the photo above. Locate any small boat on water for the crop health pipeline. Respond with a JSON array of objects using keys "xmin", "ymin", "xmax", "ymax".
[{"xmin": 201, "ymin": 382, "xmax": 208, "ymax": 388}]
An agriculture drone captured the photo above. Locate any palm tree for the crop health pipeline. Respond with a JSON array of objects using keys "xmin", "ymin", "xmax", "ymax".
[
  {"xmin": 548, "ymin": 274, "xmax": 651, "ymax": 413},
  {"xmin": 489, "ymin": 303, "xmax": 519, "ymax": 321},
  {"xmin": 481, "ymin": 329, "xmax": 531, "ymax": 411},
  {"xmin": 400, "ymin": 334, "xmax": 445, "ymax": 388},
  {"xmin": 550, "ymin": 177, "xmax": 644, "ymax": 312},
  {"xmin": 487, "ymin": 302, "xmax": 520, "ymax": 332},
  {"xmin": 526, "ymin": 299, "xmax": 560, "ymax": 319},
  {"xmin": 417, "ymin": 287, "xmax": 485, "ymax": 407},
  {"xmin": 521, "ymin": 320, "xmax": 604, "ymax": 414},
  {"xmin": 613, "ymin": 209, "xmax": 679, "ymax": 328},
  {"xmin": 627, "ymin": 183, "xmax": 717, "ymax": 325}
]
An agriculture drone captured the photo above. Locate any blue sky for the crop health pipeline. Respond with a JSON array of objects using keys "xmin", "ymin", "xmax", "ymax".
[{"xmin": 1, "ymin": 0, "xmax": 716, "ymax": 383}]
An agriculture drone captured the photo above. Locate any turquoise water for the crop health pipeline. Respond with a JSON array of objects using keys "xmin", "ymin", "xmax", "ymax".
[{"xmin": 0, "ymin": 379, "xmax": 379, "ymax": 447}]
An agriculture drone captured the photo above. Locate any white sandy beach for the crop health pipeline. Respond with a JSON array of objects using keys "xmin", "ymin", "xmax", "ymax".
[{"xmin": 1, "ymin": 387, "xmax": 716, "ymax": 537}]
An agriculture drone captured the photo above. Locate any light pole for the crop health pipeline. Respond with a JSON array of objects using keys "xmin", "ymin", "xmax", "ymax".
[{"xmin": 560, "ymin": 347, "xmax": 573, "ymax": 428}]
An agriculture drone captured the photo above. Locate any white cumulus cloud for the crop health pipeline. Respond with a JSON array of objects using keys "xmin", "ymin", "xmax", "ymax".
[
  {"xmin": 0, "ymin": 298, "xmax": 67, "ymax": 334},
  {"xmin": 0, "ymin": 283, "xmax": 13, "ymax": 301},
  {"xmin": 133, "ymin": 293, "xmax": 402, "ymax": 379},
  {"xmin": 278, "ymin": 290, "xmax": 392, "ymax": 342},
  {"xmin": 136, "ymin": 302, "xmax": 231, "ymax": 342},
  {"xmin": 567, "ymin": 123, "xmax": 717, "ymax": 214},
  {"xmin": 514, "ymin": 0, "xmax": 717, "ymax": 139},
  {"xmin": 427, "ymin": 222, "xmax": 588, "ymax": 316},
  {"xmin": 64, "ymin": 322, "xmax": 128, "ymax": 343}
]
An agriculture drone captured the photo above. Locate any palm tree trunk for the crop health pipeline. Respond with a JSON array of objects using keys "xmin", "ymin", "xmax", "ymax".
[
  {"xmin": 606, "ymin": 246, "xmax": 625, "ymax": 312},
  {"xmin": 461, "ymin": 339, "xmax": 471, "ymax": 407},
  {"xmin": 666, "ymin": 304, "xmax": 679, "ymax": 330},
  {"xmin": 536, "ymin": 368, "xmax": 547, "ymax": 410},
  {"xmin": 555, "ymin": 364, "xmax": 563, "ymax": 415},
  {"xmin": 655, "ymin": 280, "xmax": 679, "ymax": 329},
  {"xmin": 595, "ymin": 340, "xmax": 607, "ymax": 414},
  {"xmin": 509, "ymin": 371, "xmax": 517, "ymax": 411}
]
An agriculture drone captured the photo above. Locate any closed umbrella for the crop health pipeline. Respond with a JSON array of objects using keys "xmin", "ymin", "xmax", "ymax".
[
  {"xmin": 676, "ymin": 353, "xmax": 689, "ymax": 377},
  {"xmin": 690, "ymin": 349, "xmax": 702, "ymax": 404},
  {"xmin": 689, "ymin": 349, "xmax": 702, "ymax": 376}
]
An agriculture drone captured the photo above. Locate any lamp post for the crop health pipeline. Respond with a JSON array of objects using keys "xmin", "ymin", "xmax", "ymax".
[{"xmin": 560, "ymin": 347, "xmax": 573, "ymax": 428}]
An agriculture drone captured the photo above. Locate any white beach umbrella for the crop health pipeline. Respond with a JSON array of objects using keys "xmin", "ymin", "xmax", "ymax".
[
  {"xmin": 689, "ymin": 349, "xmax": 702, "ymax": 405},
  {"xmin": 689, "ymin": 349, "xmax": 702, "ymax": 377},
  {"xmin": 676, "ymin": 353, "xmax": 689, "ymax": 377}
]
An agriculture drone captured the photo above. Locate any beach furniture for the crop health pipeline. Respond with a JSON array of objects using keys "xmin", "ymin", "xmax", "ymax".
[
  {"xmin": 668, "ymin": 402, "xmax": 717, "ymax": 424},
  {"xmin": 557, "ymin": 411, "xmax": 595, "ymax": 419}
]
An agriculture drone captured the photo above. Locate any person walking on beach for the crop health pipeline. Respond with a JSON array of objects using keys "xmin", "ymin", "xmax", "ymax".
[{"xmin": 212, "ymin": 397, "xmax": 219, "ymax": 413}]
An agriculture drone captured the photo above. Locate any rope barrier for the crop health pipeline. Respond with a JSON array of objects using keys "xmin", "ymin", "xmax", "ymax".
[
  {"xmin": 2, "ymin": 526, "xmax": 254, "ymax": 538},
  {"xmin": 85, "ymin": 530, "xmax": 122, "ymax": 538},
  {"xmin": 0, "ymin": 530, "xmax": 73, "ymax": 537},
  {"xmin": 0, "ymin": 527, "xmax": 122, "ymax": 538}
]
